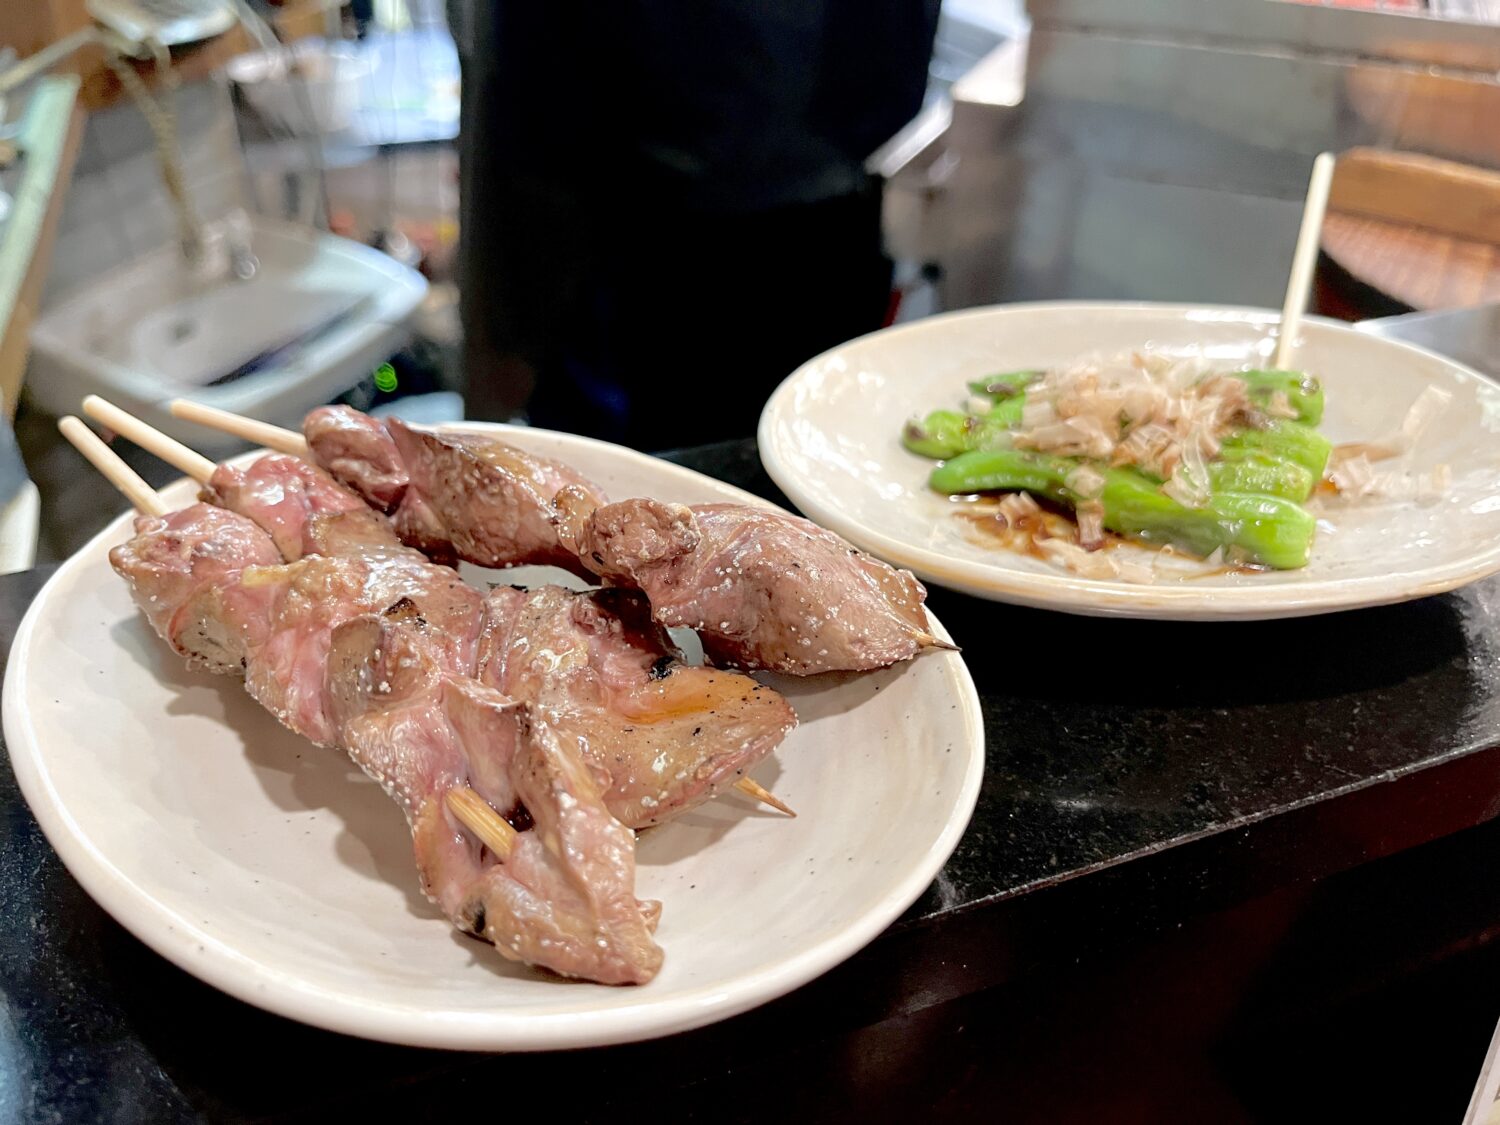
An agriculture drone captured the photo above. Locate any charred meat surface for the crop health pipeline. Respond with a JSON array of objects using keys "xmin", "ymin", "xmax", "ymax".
[
  {"xmin": 328, "ymin": 616, "xmax": 661, "ymax": 983},
  {"xmin": 555, "ymin": 488, "xmax": 939, "ymax": 674},
  {"xmin": 478, "ymin": 585, "xmax": 796, "ymax": 828}
]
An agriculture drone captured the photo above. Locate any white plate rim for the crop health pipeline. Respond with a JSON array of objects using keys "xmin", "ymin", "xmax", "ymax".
[
  {"xmin": 3, "ymin": 424, "xmax": 985, "ymax": 1050},
  {"xmin": 758, "ymin": 300, "xmax": 1500, "ymax": 620}
]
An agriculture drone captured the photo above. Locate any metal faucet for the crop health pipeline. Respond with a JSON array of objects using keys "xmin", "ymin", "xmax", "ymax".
[{"xmin": 223, "ymin": 209, "xmax": 259, "ymax": 281}]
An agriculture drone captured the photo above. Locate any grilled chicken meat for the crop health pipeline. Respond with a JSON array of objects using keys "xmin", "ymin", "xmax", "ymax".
[
  {"xmin": 301, "ymin": 406, "xmax": 605, "ymax": 574},
  {"xmin": 327, "ymin": 614, "xmax": 660, "ymax": 981},
  {"xmin": 553, "ymin": 489, "xmax": 941, "ymax": 675},
  {"xmin": 302, "ymin": 405, "xmax": 407, "ymax": 512},
  {"xmin": 387, "ymin": 420, "xmax": 606, "ymax": 575},
  {"xmin": 111, "ymin": 504, "xmax": 662, "ymax": 983},
  {"xmin": 108, "ymin": 503, "xmax": 283, "ymax": 674},
  {"xmin": 292, "ymin": 407, "xmax": 939, "ymax": 673},
  {"xmin": 204, "ymin": 453, "xmax": 404, "ymax": 561},
  {"xmin": 182, "ymin": 453, "xmax": 796, "ymax": 828},
  {"xmin": 478, "ymin": 585, "xmax": 796, "ymax": 827}
]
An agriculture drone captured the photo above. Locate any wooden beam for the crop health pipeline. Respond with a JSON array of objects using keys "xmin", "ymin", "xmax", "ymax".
[{"xmin": 1330, "ymin": 148, "xmax": 1500, "ymax": 248}]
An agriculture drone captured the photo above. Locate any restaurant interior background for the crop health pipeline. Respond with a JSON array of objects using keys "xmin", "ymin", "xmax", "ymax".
[
  {"xmin": 1, "ymin": 0, "xmax": 1497, "ymax": 558},
  {"xmin": 4, "ymin": 0, "xmax": 1500, "ymax": 1120}
]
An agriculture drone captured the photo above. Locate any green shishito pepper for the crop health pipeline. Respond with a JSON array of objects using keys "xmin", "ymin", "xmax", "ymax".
[
  {"xmin": 905, "ymin": 413, "xmax": 1320, "ymax": 502},
  {"xmin": 1209, "ymin": 447, "xmax": 1316, "ymax": 502},
  {"xmin": 905, "ymin": 367, "xmax": 1331, "ymax": 503},
  {"xmin": 938, "ymin": 370, "xmax": 1330, "ymax": 469},
  {"xmin": 902, "ymin": 410, "xmax": 971, "ymax": 459},
  {"xmin": 1219, "ymin": 420, "xmax": 1331, "ymax": 480},
  {"xmin": 967, "ymin": 370, "xmax": 1043, "ymax": 401},
  {"xmin": 983, "ymin": 395, "xmax": 1026, "ymax": 429},
  {"xmin": 902, "ymin": 408, "xmax": 1022, "ymax": 460},
  {"xmin": 929, "ymin": 449, "xmax": 1315, "ymax": 569},
  {"xmin": 1237, "ymin": 369, "xmax": 1324, "ymax": 427},
  {"xmin": 966, "ymin": 367, "xmax": 1323, "ymax": 425}
]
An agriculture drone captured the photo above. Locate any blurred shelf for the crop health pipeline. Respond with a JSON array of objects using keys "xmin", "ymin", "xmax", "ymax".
[
  {"xmin": 236, "ymin": 28, "xmax": 457, "ymax": 168},
  {"xmin": 0, "ymin": 76, "xmax": 82, "ymax": 420}
]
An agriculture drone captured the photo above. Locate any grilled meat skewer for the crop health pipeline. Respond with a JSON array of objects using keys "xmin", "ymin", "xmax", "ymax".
[
  {"xmin": 167, "ymin": 401, "xmax": 949, "ymax": 677},
  {"xmin": 206, "ymin": 456, "xmax": 795, "ymax": 827},
  {"xmin": 168, "ymin": 398, "xmax": 602, "ymax": 573},
  {"xmin": 63, "ymin": 421, "xmax": 663, "ymax": 984},
  {"xmin": 303, "ymin": 405, "xmax": 605, "ymax": 575},
  {"xmin": 87, "ymin": 399, "xmax": 795, "ymax": 828},
  {"xmin": 205, "ymin": 450, "xmax": 408, "ymax": 562},
  {"xmin": 478, "ymin": 584, "xmax": 794, "ymax": 827},
  {"xmin": 553, "ymin": 489, "xmax": 947, "ymax": 675}
]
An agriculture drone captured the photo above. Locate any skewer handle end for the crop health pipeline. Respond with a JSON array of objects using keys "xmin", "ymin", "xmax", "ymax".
[
  {"xmin": 81, "ymin": 396, "xmax": 217, "ymax": 485},
  {"xmin": 58, "ymin": 416, "xmax": 169, "ymax": 517}
]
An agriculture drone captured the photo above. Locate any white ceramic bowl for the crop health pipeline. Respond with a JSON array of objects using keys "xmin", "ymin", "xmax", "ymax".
[
  {"xmin": 759, "ymin": 302, "xmax": 1500, "ymax": 620},
  {"xmin": 3, "ymin": 426, "xmax": 983, "ymax": 1049}
]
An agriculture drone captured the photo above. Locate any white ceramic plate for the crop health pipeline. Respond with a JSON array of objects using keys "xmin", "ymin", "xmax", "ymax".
[
  {"xmin": 759, "ymin": 302, "xmax": 1500, "ymax": 620},
  {"xmin": 2, "ymin": 426, "xmax": 982, "ymax": 1050}
]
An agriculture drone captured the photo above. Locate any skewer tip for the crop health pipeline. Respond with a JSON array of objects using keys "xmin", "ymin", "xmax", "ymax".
[
  {"xmin": 79, "ymin": 395, "xmax": 107, "ymax": 425},
  {"xmin": 735, "ymin": 776, "xmax": 796, "ymax": 817}
]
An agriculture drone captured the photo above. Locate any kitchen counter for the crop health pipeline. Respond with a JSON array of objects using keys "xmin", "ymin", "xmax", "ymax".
[{"xmin": 4, "ymin": 438, "xmax": 1500, "ymax": 1121}]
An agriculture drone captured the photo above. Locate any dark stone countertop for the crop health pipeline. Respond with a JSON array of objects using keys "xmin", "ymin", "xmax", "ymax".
[{"xmin": 4, "ymin": 439, "xmax": 1500, "ymax": 1122}]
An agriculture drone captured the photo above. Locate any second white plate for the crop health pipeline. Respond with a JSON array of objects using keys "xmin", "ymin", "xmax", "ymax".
[{"xmin": 759, "ymin": 301, "xmax": 1500, "ymax": 620}]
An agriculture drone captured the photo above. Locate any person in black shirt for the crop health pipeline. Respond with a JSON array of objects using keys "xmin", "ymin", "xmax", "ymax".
[{"xmin": 447, "ymin": 1, "xmax": 940, "ymax": 450}]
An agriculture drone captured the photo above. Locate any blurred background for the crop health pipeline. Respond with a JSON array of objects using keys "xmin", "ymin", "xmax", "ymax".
[
  {"xmin": 0, "ymin": 0, "xmax": 1497, "ymax": 560},
  {"xmin": 4, "ymin": 4, "xmax": 1500, "ymax": 1118}
]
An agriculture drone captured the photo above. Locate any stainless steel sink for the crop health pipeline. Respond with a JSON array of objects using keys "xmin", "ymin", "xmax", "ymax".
[{"xmin": 26, "ymin": 213, "xmax": 427, "ymax": 453}]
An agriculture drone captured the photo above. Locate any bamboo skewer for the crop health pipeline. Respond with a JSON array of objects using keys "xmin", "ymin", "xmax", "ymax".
[
  {"xmin": 735, "ymin": 776, "xmax": 796, "ymax": 817},
  {"xmin": 58, "ymin": 410, "xmax": 512, "ymax": 860},
  {"xmin": 81, "ymin": 396, "xmax": 216, "ymax": 484},
  {"xmin": 58, "ymin": 417, "xmax": 169, "ymax": 517},
  {"xmin": 167, "ymin": 399, "xmax": 799, "ymax": 818},
  {"xmin": 1275, "ymin": 151, "xmax": 1337, "ymax": 371},
  {"xmin": 737, "ymin": 778, "xmax": 792, "ymax": 815},
  {"xmin": 916, "ymin": 631, "xmax": 959, "ymax": 652},
  {"xmin": 445, "ymin": 787, "xmax": 518, "ymax": 857},
  {"xmin": 742, "ymin": 780, "xmax": 791, "ymax": 814},
  {"xmin": 168, "ymin": 399, "xmax": 309, "ymax": 457}
]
